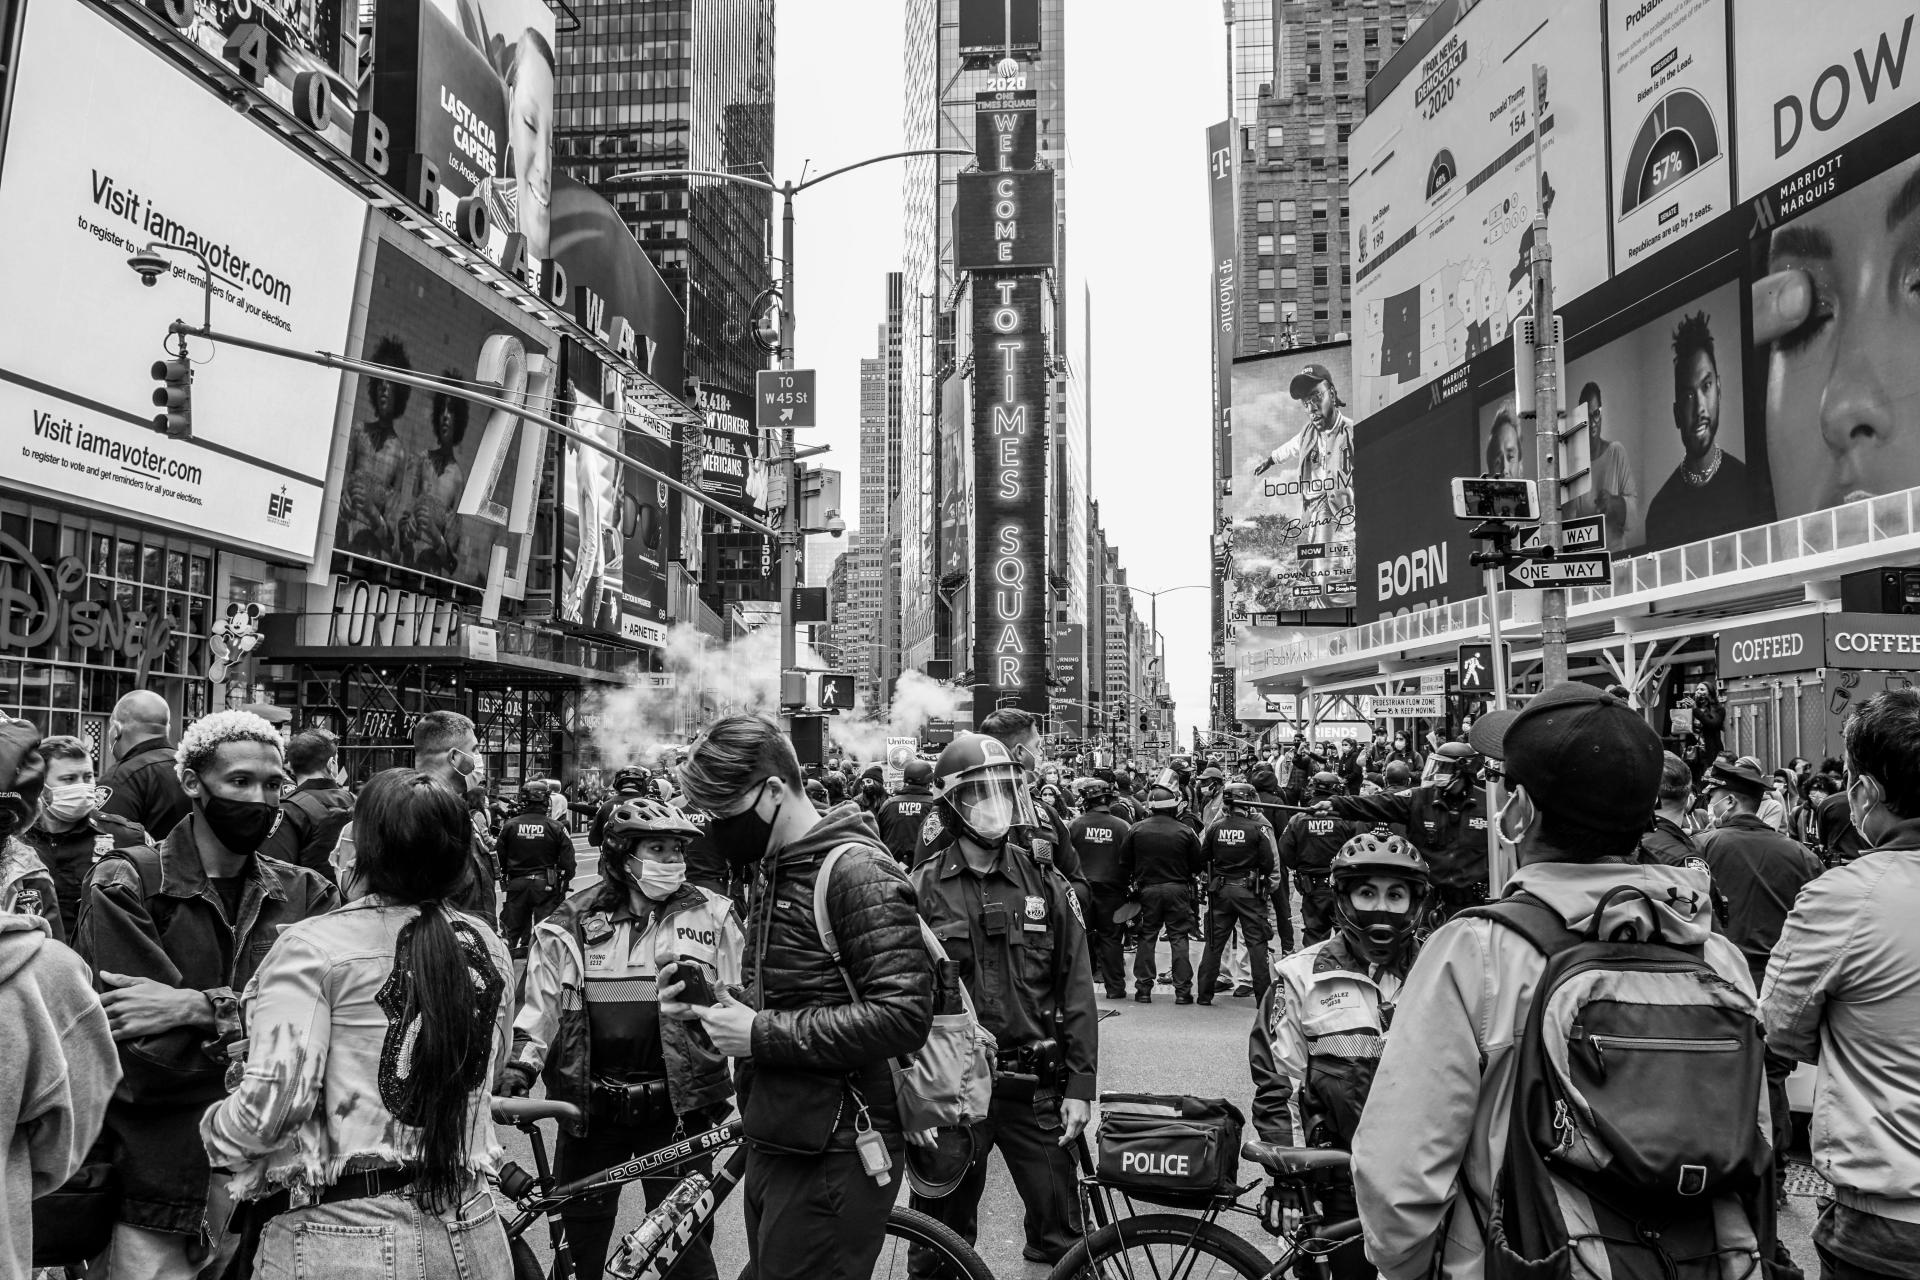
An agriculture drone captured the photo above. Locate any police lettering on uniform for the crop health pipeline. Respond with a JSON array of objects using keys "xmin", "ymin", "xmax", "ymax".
[
  {"xmin": 1067, "ymin": 777, "xmax": 1134, "ymax": 1000},
  {"xmin": 1195, "ymin": 783, "xmax": 1279, "ymax": 1004},
  {"xmin": 1118, "ymin": 786, "xmax": 1205, "ymax": 1003},
  {"xmin": 908, "ymin": 733, "xmax": 1097, "ymax": 1268},
  {"xmin": 874, "ymin": 758, "xmax": 935, "ymax": 865},
  {"xmin": 1278, "ymin": 773, "xmax": 1366, "ymax": 945},
  {"xmin": 1322, "ymin": 742, "xmax": 1493, "ymax": 919}
]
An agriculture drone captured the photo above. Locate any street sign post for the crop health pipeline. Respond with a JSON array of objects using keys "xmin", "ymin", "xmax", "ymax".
[
  {"xmin": 1521, "ymin": 515, "xmax": 1606, "ymax": 553},
  {"xmin": 755, "ymin": 369, "xmax": 816, "ymax": 428},
  {"xmin": 1502, "ymin": 553, "xmax": 1611, "ymax": 590},
  {"xmin": 1365, "ymin": 695, "xmax": 1444, "ymax": 718},
  {"xmin": 1457, "ymin": 642, "xmax": 1510, "ymax": 696}
]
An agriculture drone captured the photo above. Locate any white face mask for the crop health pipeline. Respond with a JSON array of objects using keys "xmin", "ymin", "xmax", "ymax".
[
  {"xmin": 42, "ymin": 781, "xmax": 99, "ymax": 824},
  {"xmin": 632, "ymin": 858, "xmax": 686, "ymax": 900},
  {"xmin": 332, "ymin": 825, "xmax": 366, "ymax": 901}
]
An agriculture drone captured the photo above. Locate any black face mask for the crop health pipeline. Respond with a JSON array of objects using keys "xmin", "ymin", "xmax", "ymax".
[
  {"xmin": 200, "ymin": 793, "xmax": 281, "ymax": 855},
  {"xmin": 707, "ymin": 781, "xmax": 780, "ymax": 869}
]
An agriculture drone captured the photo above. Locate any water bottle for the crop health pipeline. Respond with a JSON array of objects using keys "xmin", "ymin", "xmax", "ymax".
[{"xmin": 604, "ymin": 1173, "xmax": 711, "ymax": 1279}]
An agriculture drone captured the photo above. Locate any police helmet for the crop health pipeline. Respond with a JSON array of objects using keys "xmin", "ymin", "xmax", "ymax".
[
  {"xmin": 1144, "ymin": 785, "xmax": 1182, "ymax": 813},
  {"xmin": 1309, "ymin": 771, "xmax": 1342, "ymax": 798},
  {"xmin": 1074, "ymin": 776, "xmax": 1114, "ymax": 805},
  {"xmin": 932, "ymin": 733, "xmax": 1030, "ymax": 845},
  {"xmin": 612, "ymin": 766, "xmax": 650, "ymax": 794},
  {"xmin": 905, "ymin": 1125, "xmax": 978, "ymax": 1199},
  {"xmin": 903, "ymin": 758, "xmax": 934, "ymax": 787},
  {"xmin": 1222, "ymin": 781, "xmax": 1258, "ymax": 811}
]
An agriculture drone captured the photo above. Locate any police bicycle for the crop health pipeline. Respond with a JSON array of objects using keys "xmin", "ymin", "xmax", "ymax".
[
  {"xmin": 1051, "ymin": 1137, "xmax": 1364, "ymax": 1280},
  {"xmin": 492, "ymin": 1098, "xmax": 993, "ymax": 1280}
]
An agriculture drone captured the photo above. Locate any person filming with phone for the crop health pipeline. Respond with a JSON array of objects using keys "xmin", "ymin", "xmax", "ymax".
[{"xmin": 502, "ymin": 797, "xmax": 744, "ymax": 1280}]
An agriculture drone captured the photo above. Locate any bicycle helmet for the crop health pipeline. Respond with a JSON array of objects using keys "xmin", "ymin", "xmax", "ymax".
[
  {"xmin": 1329, "ymin": 829, "xmax": 1431, "ymax": 966},
  {"xmin": 601, "ymin": 797, "xmax": 701, "ymax": 858},
  {"xmin": 931, "ymin": 733, "xmax": 1033, "ymax": 847}
]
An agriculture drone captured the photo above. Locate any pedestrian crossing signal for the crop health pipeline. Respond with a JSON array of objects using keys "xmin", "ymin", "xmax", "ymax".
[{"xmin": 150, "ymin": 357, "xmax": 192, "ymax": 439}]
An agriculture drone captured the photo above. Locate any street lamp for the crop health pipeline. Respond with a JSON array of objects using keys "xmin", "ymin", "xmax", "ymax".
[{"xmin": 606, "ymin": 149, "xmax": 975, "ymax": 707}]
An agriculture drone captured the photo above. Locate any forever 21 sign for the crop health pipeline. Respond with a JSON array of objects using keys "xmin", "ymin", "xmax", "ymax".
[{"xmin": 328, "ymin": 575, "xmax": 463, "ymax": 648}]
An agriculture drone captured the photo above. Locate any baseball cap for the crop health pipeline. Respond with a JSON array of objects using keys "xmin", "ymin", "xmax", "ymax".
[
  {"xmin": 1290, "ymin": 363, "xmax": 1334, "ymax": 400},
  {"xmin": 1468, "ymin": 683, "xmax": 1662, "ymax": 833}
]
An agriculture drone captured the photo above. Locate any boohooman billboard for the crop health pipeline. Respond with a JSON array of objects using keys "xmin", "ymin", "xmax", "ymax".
[
  {"xmin": 335, "ymin": 237, "xmax": 553, "ymax": 589},
  {"xmin": 1349, "ymin": 0, "xmax": 1607, "ymax": 416},
  {"xmin": 0, "ymin": 0, "xmax": 364, "ymax": 560},
  {"xmin": 1225, "ymin": 344, "xmax": 1356, "ymax": 614}
]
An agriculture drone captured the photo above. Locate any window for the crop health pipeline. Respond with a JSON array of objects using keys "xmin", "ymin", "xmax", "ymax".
[
  {"xmin": 1280, "ymin": 267, "xmax": 1298, "ymax": 290},
  {"xmin": 1257, "ymin": 233, "xmax": 1275, "ymax": 255},
  {"xmin": 1312, "ymin": 232, "xmax": 1327, "ymax": 252},
  {"xmin": 1258, "ymin": 267, "xmax": 1276, "ymax": 290},
  {"xmin": 1266, "ymin": 124, "xmax": 1285, "ymax": 148},
  {"xmin": 1313, "ymin": 266, "xmax": 1329, "ymax": 286},
  {"xmin": 1282, "ymin": 301, "xmax": 1299, "ymax": 321},
  {"xmin": 1364, "ymin": 25, "xmax": 1378, "ymax": 45},
  {"xmin": 1365, "ymin": 58, "xmax": 1379, "ymax": 78},
  {"xmin": 1280, "ymin": 233, "xmax": 1297, "ymax": 254},
  {"xmin": 1338, "ymin": 123, "xmax": 1351, "ymax": 142},
  {"xmin": 1341, "ymin": 265, "xmax": 1351, "ymax": 285},
  {"xmin": 1258, "ymin": 302, "xmax": 1277, "ymax": 323},
  {"xmin": 1308, "ymin": 62, "xmax": 1321, "ymax": 83},
  {"xmin": 1278, "ymin": 200, "xmax": 1296, "ymax": 221},
  {"xmin": 1312, "ymin": 199, "xmax": 1329, "ymax": 220},
  {"xmin": 1335, "ymin": 63, "xmax": 1349, "ymax": 83},
  {"xmin": 1309, "ymin": 124, "xmax": 1326, "ymax": 146},
  {"xmin": 1256, "ymin": 199, "xmax": 1274, "ymax": 222}
]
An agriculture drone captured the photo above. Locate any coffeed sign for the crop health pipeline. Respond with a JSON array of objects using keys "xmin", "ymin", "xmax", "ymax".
[
  {"xmin": 1719, "ymin": 612, "xmax": 1920, "ymax": 676},
  {"xmin": 1717, "ymin": 615, "xmax": 1822, "ymax": 677}
]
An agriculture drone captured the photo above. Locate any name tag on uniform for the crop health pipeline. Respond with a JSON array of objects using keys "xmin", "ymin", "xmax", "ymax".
[
  {"xmin": 586, "ymin": 951, "xmax": 609, "ymax": 970},
  {"xmin": 1023, "ymin": 922, "xmax": 1048, "ymax": 933}
]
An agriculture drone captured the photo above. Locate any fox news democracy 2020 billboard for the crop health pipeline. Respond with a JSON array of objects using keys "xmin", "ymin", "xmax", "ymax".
[
  {"xmin": 0, "ymin": 0, "xmax": 364, "ymax": 561},
  {"xmin": 1224, "ymin": 345, "xmax": 1357, "ymax": 616}
]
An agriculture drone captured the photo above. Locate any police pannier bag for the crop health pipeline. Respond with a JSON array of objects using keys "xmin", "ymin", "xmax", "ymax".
[{"xmin": 1096, "ymin": 1093, "xmax": 1245, "ymax": 1207}]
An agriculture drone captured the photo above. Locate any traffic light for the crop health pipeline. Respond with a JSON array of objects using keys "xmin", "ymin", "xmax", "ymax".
[{"xmin": 150, "ymin": 356, "xmax": 192, "ymax": 438}]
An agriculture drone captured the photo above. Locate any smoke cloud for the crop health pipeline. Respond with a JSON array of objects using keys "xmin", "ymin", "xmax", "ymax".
[
  {"xmin": 826, "ymin": 669, "xmax": 965, "ymax": 762},
  {"xmin": 580, "ymin": 623, "xmax": 784, "ymax": 770}
]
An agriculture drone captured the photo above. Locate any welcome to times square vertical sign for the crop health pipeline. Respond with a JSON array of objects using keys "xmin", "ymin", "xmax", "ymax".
[{"xmin": 956, "ymin": 85, "xmax": 1054, "ymax": 721}]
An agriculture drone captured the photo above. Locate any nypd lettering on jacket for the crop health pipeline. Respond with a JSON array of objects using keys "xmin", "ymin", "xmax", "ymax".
[{"xmin": 1217, "ymin": 829, "xmax": 1247, "ymax": 845}]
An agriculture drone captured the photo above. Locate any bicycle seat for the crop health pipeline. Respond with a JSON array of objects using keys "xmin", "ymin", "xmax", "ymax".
[
  {"xmin": 1241, "ymin": 1141, "xmax": 1352, "ymax": 1177},
  {"xmin": 493, "ymin": 1097, "xmax": 583, "ymax": 1127}
]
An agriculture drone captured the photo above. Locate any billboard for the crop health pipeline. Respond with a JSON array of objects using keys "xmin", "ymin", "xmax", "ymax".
[
  {"xmin": 1603, "ymin": 0, "xmax": 1733, "ymax": 272},
  {"xmin": 958, "ymin": 0, "xmax": 1040, "ymax": 57},
  {"xmin": 0, "ymin": 0, "xmax": 364, "ymax": 560},
  {"xmin": 1228, "ymin": 624, "xmax": 1346, "ymax": 721},
  {"xmin": 975, "ymin": 91, "xmax": 1038, "ymax": 171},
  {"xmin": 335, "ymin": 237, "xmax": 553, "ymax": 588},
  {"xmin": 173, "ymin": 0, "xmax": 360, "ymax": 154},
  {"xmin": 1053, "ymin": 623, "xmax": 1085, "ymax": 736},
  {"xmin": 371, "ymin": 0, "xmax": 555, "ymax": 272},
  {"xmin": 693, "ymin": 385, "xmax": 760, "ymax": 507},
  {"xmin": 1207, "ymin": 120, "xmax": 1237, "ymax": 484},
  {"xmin": 1732, "ymin": 2, "xmax": 1920, "ymax": 202},
  {"xmin": 1349, "ymin": 0, "xmax": 1608, "ymax": 416},
  {"xmin": 1224, "ymin": 345, "xmax": 1357, "ymax": 614},
  {"xmin": 550, "ymin": 172, "xmax": 687, "ymax": 393},
  {"xmin": 970, "ymin": 275, "xmax": 1050, "ymax": 721},
  {"xmin": 1355, "ymin": 378, "xmax": 1480, "ymax": 621},
  {"xmin": 954, "ymin": 171, "xmax": 1057, "ymax": 272}
]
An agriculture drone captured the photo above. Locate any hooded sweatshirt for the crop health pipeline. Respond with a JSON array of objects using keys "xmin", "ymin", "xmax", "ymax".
[
  {"xmin": 1351, "ymin": 859, "xmax": 1755, "ymax": 1280},
  {"xmin": 0, "ymin": 912, "xmax": 120, "ymax": 1278}
]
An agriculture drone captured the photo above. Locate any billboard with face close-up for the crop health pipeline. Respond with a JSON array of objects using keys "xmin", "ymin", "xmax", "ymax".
[
  {"xmin": 1349, "ymin": 0, "xmax": 1607, "ymax": 416},
  {"xmin": 0, "ymin": 0, "xmax": 364, "ymax": 561},
  {"xmin": 335, "ymin": 237, "xmax": 553, "ymax": 588},
  {"xmin": 1225, "ymin": 345, "xmax": 1357, "ymax": 614}
]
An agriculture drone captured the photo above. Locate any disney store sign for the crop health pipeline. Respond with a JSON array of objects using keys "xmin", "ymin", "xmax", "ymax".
[{"xmin": 0, "ymin": 532, "xmax": 181, "ymax": 673}]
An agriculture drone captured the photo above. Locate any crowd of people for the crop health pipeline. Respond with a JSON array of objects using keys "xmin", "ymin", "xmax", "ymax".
[{"xmin": 0, "ymin": 681, "xmax": 1916, "ymax": 1280}]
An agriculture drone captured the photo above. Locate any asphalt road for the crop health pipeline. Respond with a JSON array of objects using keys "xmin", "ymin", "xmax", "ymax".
[{"xmin": 503, "ymin": 845, "xmax": 1818, "ymax": 1278}]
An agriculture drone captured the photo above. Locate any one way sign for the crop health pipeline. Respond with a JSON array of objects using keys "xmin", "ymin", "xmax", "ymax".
[
  {"xmin": 1521, "ymin": 514, "xmax": 1606, "ymax": 553},
  {"xmin": 1503, "ymin": 552, "xmax": 1611, "ymax": 589}
]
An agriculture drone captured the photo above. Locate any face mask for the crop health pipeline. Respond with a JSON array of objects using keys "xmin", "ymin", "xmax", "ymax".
[
  {"xmin": 42, "ymin": 781, "xmax": 98, "ymax": 824},
  {"xmin": 632, "ymin": 858, "xmax": 687, "ymax": 900},
  {"xmin": 707, "ymin": 781, "xmax": 780, "ymax": 869},
  {"xmin": 200, "ymin": 792, "xmax": 281, "ymax": 855},
  {"xmin": 332, "ymin": 825, "xmax": 363, "ymax": 899},
  {"xmin": 1496, "ymin": 788, "xmax": 1533, "ymax": 851}
]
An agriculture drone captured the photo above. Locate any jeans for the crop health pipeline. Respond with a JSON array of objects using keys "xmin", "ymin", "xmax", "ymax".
[
  {"xmin": 94, "ymin": 1223, "xmax": 198, "ymax": 1280},
  {"xmin": 741, "ymin": 1145, "xmax": 902, "ymax": 1280},
  {"xmin": 252, "ymin": 1189, "xmax": 509, "ymax": 1280},
  {"xmin": 1132, "ymin": 883, "xmax": 1194, "ymax": 996}
]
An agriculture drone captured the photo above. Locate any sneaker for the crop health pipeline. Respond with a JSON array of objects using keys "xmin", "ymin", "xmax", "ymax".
[
  {"xmin": 1233, "ymin": 984, "xmax": 1254, "ymax": 997},
  {"xmin": 1174, "ymin": 993, "xmax": 1194, "ymax": 1005},
  {"xmin": 1134, "ymin": 991, "xmax": 1153, "ymax": 1004}
]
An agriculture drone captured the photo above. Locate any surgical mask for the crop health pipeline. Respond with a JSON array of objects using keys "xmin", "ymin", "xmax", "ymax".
[
  {"xmin": 42, "ymin": 781, "xmax": 99, "ymax": 824},
  {"xmin": 707, "ymin": 780, "xmax": 780, "ymax": 869},
  {"xmin": 632, "ymin": 858, "xmax": 687, "ymax": 900},
  {"xmin": 1496, "ymin": 787, "xmax": 1533, "ymax": 851},
  {"xmin": 332, "ymin": 825, "xmax": 365, "ymax": 900},
  {"xmin": 200, "ymin": 792, "xmax": 281, "ymax": 855}
]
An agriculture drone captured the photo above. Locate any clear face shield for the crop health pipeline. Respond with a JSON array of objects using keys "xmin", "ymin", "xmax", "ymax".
[{"xmin": 948, "ymin": 765, "xmax": 1036, "ymax": 845}]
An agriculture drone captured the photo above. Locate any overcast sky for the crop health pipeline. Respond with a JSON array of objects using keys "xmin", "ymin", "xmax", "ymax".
[{"xmin": 776, "ymin": 1, "xmax": 1221, "ymax": 743}]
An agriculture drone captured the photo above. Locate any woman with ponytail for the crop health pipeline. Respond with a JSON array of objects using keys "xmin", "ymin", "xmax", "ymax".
[{"xmin": 203, "ymin": 768, "xmax": 513, "ymax": 1279}]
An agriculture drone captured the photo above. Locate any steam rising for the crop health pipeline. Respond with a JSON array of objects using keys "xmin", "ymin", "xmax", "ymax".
[{"xmin": 826, "ymin": 669, "xmax": 966, "ymax": 761}]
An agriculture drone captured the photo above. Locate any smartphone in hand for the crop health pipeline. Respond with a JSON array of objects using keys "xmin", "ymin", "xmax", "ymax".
[{"xmin": 669, "ymin": 963, "xmax": 717, "ymax": 1007}]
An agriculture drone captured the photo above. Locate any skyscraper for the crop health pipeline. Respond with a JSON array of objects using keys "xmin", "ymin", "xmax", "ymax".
[
  {"xmin": 553, "ymin": 0, "xmax": 776, "ymax": 391},
  {"xmin": 1227, "ymin": 0, "xmax": 1433, "ymax": 352}
]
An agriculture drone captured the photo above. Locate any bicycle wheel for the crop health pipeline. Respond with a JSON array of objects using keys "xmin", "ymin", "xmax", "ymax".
[
  {"xmin": 508, "ymin": 1233, "xmax": 547, "ymax": 1280},
  {"xmin": 1049, "ymin": 1213, "xmax": 1274, "ymax": 1280},
  {"xmin": 734, "ymin": 1207, "xmax": 993, "ymax": 1280}
]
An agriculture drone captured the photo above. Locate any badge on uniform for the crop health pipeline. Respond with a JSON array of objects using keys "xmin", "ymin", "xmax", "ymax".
[
  {"xmin": 93, "ymin": 835, "xmax": 115, "ymax": 861},
  {"xmin": 1021, "ymin": 895, "xmax": 1048, "ymax": 932},
  {"xmin": 582, "ymin": 913, "xmax": 614, "ymax": 944},
  {"xmin": 920, "ymin": 811, "xmax": 945, "ymax": 845}
]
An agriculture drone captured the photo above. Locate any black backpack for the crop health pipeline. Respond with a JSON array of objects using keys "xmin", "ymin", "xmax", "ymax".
[{"xmin": 1459, "ymin": 887, "xmax": 1773, "ymax": 1280}]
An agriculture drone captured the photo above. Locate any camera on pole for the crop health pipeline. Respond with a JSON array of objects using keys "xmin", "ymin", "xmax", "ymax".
[{"xmin": 150, "ymin": 356, "xmax": 192, "ymax": 439}]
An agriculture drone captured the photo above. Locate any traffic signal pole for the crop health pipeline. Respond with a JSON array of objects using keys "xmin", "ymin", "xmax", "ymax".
[
  {"xmin": 778, "ymin": 183, "xmax": 799, "ymax": 701},
  {"xmin": 1529, "ymin": 63, "xmax": 1569, "ymax": 685}
]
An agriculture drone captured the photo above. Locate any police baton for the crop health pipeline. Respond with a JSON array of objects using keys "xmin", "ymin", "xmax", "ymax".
[{"xmin": 1242, "ymin": 800, "xmax": 1313, "ymax": 815}]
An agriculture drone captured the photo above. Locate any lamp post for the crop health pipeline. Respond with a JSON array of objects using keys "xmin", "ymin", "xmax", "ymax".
[{"xmin": 608, "ymin": 149, "xmax": 974, "ymax": 706}]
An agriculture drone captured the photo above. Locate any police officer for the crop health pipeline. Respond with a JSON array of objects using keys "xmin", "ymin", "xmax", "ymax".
[
  {"xmin": 1195, "ymin": 783, "xmax": 1278, "ymax": 1005},
  {"xmin": 1320, "ymin": 740, "xmax": 1492, "ymax": 920},
  {"xmin": 915, "ymin": 711, "xmax": 1088, "ymax": 907},
  {"xmin": 498, "ymin": 780, "xmax": 576, "ymax": 956},
  {"xmin": 1067, "ymin": 776, "xmax": 1133, "ymax": 1000},
  {"xmin": 589, "ymin": 766, "xmax": 650, "ymax": 847},
  {"xmin": 1278, "ymin": 772, "xmax": 1366, "ymax": 945},
  {"xmin": 909, "ymin": 734, "xmax": 1096, "ymax": 1268},
  {"xmin": 1117, "ymin": 785, "xmax": 1204, "ymax": 1004},
  {"xmin": 875, "ymin": 758, "xmax": 936, "ymax": 864}
]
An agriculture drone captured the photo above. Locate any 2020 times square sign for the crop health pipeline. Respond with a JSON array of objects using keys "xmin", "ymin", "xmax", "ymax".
[{"xmin": 972, "ymin": 275, "xmax": 1050, "ymax": 721}]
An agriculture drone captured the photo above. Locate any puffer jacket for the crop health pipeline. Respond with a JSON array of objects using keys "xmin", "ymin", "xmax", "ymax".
[
  {"xmin": 739, "ymin": 805, "xmax": 934, "ymax": 1150},
  {"xmin": 510, "ymin": 881, "xmax": 741, "ymax": 1135},
  {"xmin": 1350, "ymin": 859, "xmax": 1755, "ymax": 1280}
]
